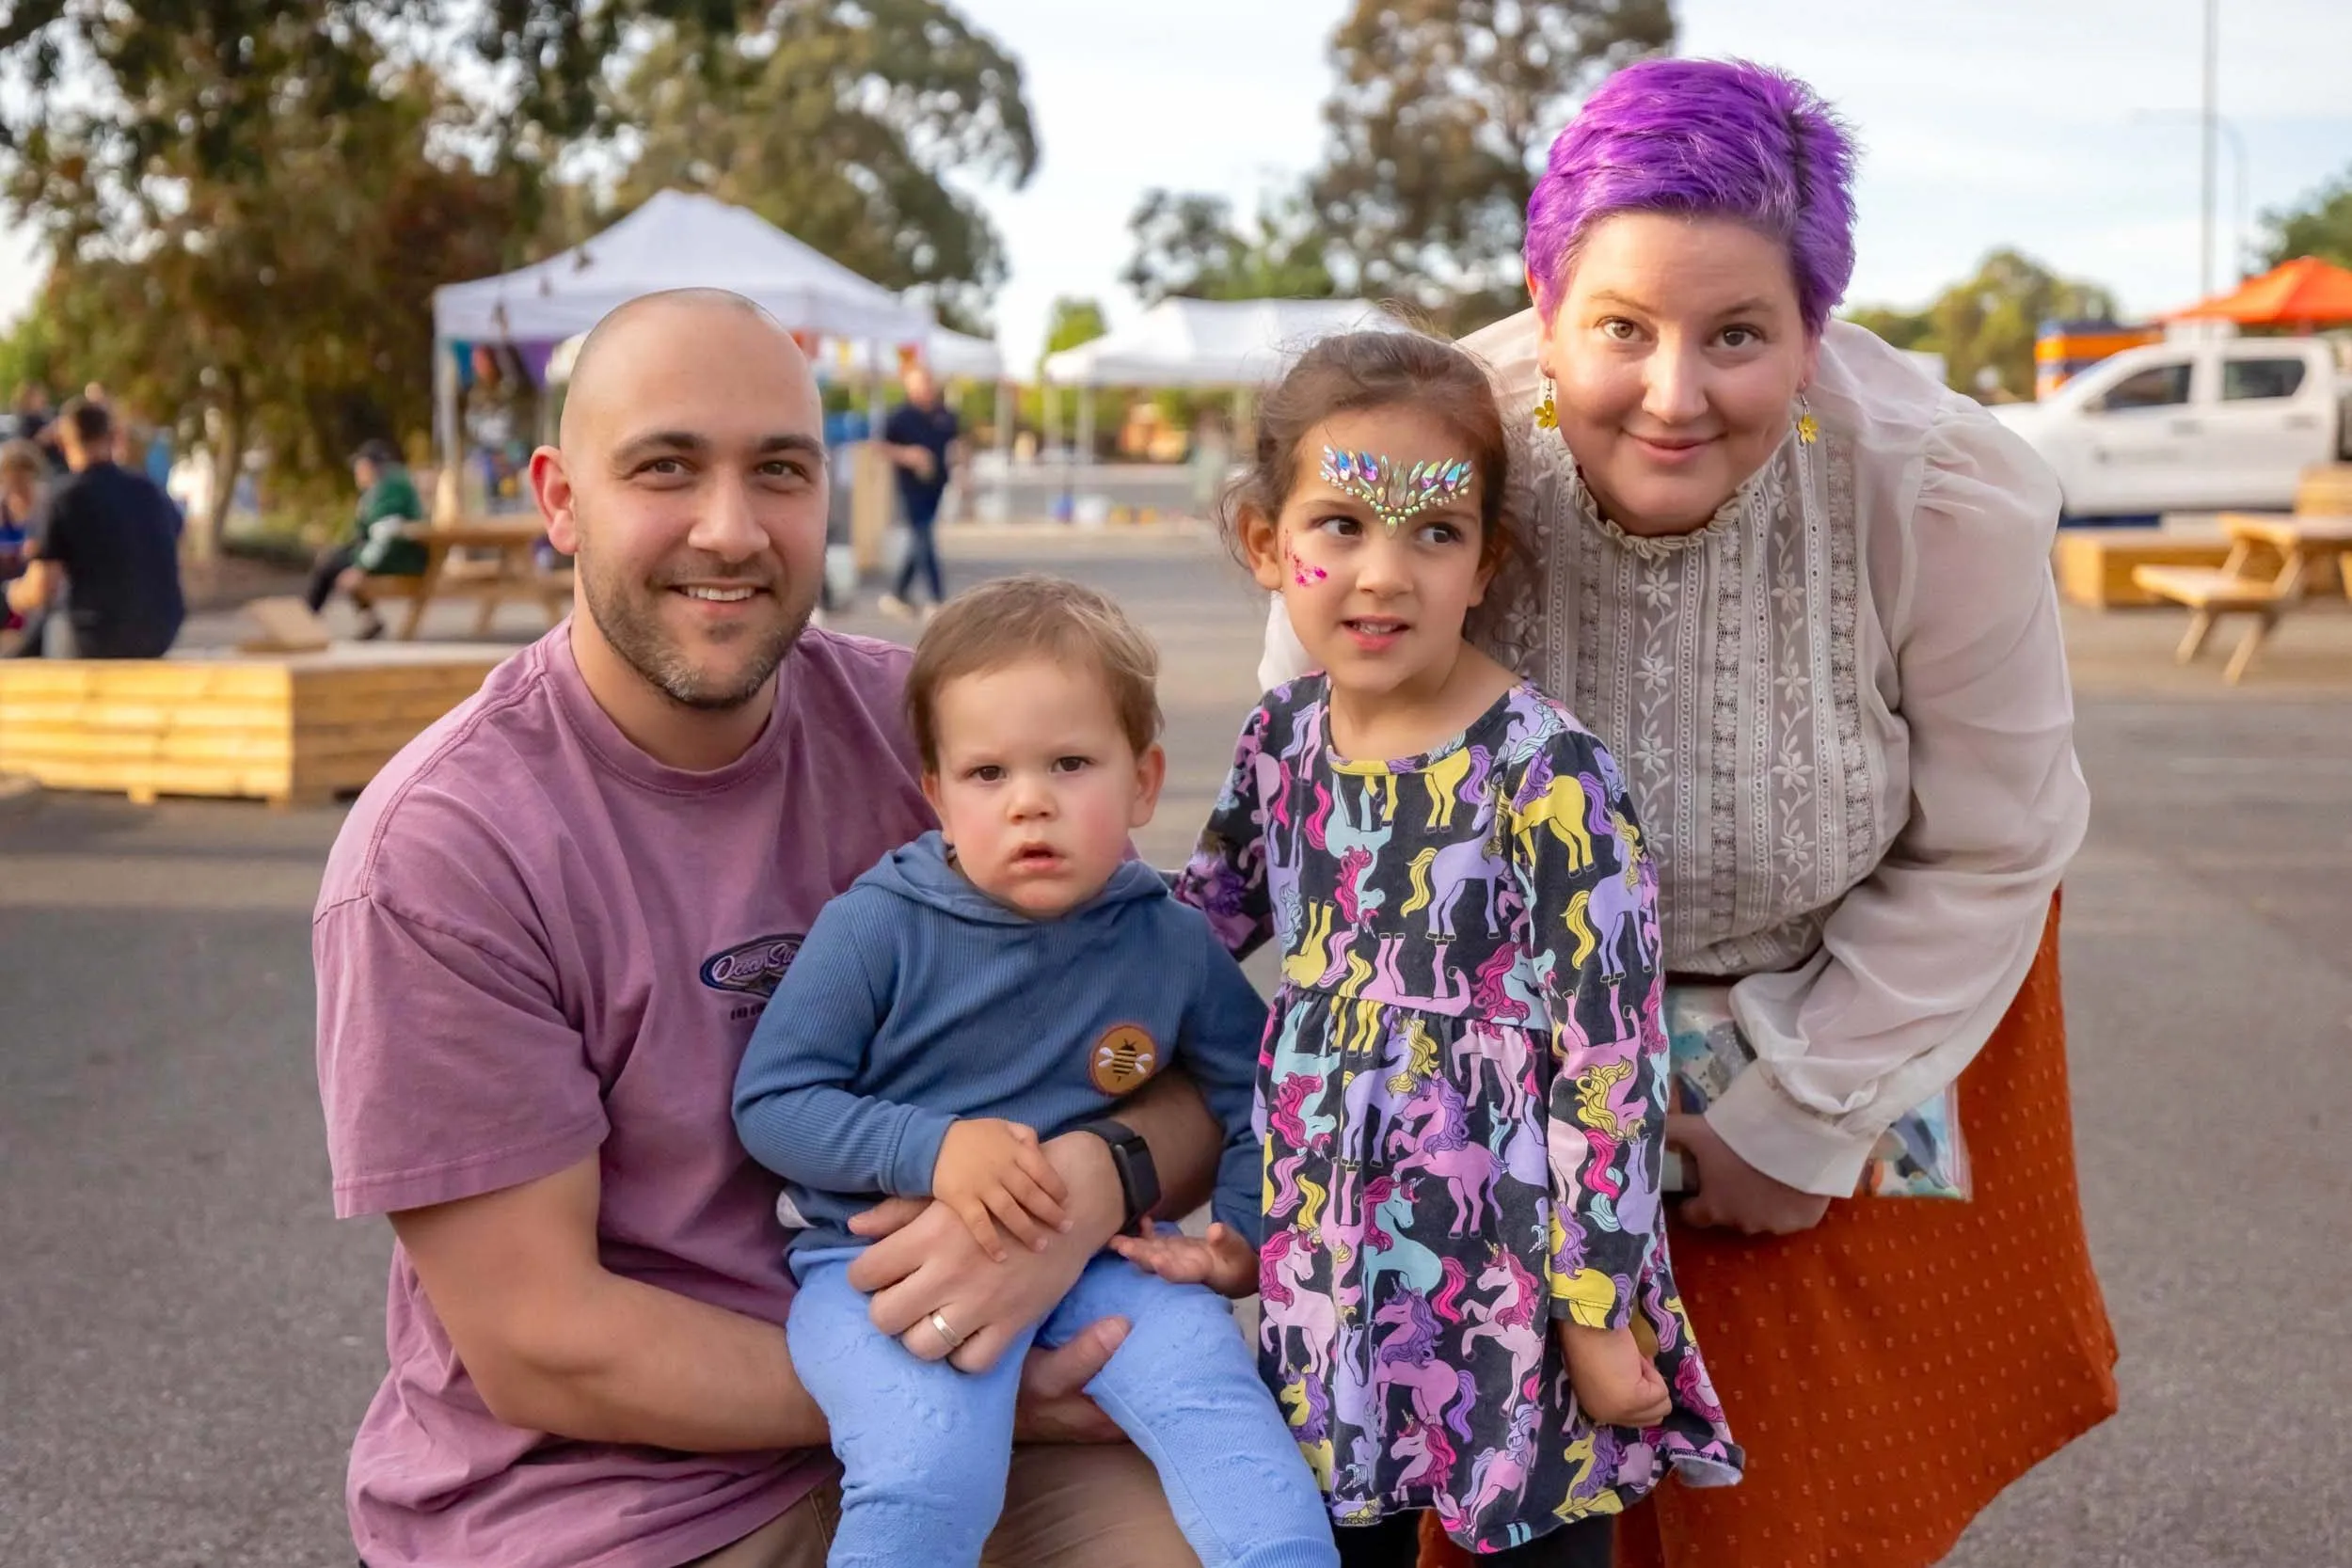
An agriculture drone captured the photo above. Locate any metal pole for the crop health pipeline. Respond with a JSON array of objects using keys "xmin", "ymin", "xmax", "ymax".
[
  {"xmin": 993, "ymin": 377, "xmax": 1013, "ymax": 526},
  {"xmin": 2220, "ymin": 119, "xmax": 2249, "ymax": 281},
  {"xmin": 432, "ymin": 338, "xmax": 460, "ymax": 520},
  {"xmin": 2201, "ymin": 0, "xmax": 2217, "ymax": 300}
]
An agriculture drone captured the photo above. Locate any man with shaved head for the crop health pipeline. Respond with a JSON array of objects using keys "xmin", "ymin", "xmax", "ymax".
[{"xmin": 314, "ymin": 291, "xmax": 1223, "ymax": 1568}]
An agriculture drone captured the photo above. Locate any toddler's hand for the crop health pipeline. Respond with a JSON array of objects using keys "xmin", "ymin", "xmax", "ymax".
[
  {"xmin": 932, "ymin": 1118, "xmax": 1070, "ymax": 1261},
  {"xmin": 1559, "ymin": 1320, "xmax": 1672, "ymax": 1429},
  {"xmin": 1110, "ymin": 1221, "xmax": 1259, "ymax": 1299}
]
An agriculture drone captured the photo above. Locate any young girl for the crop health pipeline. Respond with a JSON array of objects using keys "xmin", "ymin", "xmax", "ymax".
[{"xmin": 1117, "ymin": 332, "xmax": 1742, "ymax": 1565}]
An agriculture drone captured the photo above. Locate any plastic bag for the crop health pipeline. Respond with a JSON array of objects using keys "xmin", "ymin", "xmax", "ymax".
[{"xmin": 1664, "ymin": 983, "xmax": 1972, "ymax": 1201}]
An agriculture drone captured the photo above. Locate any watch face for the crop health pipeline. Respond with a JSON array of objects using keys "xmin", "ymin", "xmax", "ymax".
[{"xmin": 1118, "ymin": 1143, "xmax": 1159, "ymax": 1214}]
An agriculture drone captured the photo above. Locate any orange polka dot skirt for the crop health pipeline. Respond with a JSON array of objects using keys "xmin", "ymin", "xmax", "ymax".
[{"xmin": 1421, "ymin": 898, "xmax": 2119, "ymax": 1567}]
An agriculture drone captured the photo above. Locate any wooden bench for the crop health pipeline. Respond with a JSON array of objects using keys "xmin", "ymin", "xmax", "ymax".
[
  {"xmin": 0, "ymin": 645, "xmax": 503, "ymax": 807},
  {"xmin": 2052, "ymin": 528, "xmax": 2237, "ymax": 608},
  {"xmin": 360, "ymin": 516, "xmax": 572, "ymax": 640},
  {"xmin": 2133, "ymin": 491, "xmax": 2352, "ymax": 683}
]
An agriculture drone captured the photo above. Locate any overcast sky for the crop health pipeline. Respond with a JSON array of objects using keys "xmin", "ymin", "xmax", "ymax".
[{"xmin": 2, "ymin": 0, "xmax": 2347, "ymax": 364}]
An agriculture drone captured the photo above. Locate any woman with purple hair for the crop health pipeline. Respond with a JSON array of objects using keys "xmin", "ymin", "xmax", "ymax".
[{"xmin": 1263, "ymin": 57, "xmax": 2117, "ymax": 1568}]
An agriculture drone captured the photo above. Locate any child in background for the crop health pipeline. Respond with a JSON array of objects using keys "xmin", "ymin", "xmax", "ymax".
[
  {"xmin": 732, "ymin": 574, "xmax": 1337, "ymax": 1568},
  {"xmin": 1119, "ymin": 331, "xmax": 1743, "ymax": 1565}
]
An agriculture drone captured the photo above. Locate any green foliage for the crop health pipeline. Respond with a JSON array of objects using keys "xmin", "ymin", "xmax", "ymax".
[
  {"xmin": 1843, "ymin": 249, "xmax": 2118, "ymax": 398},
  {"xmin": 0, "ymin": 309, "xmax": 59, "ymax": 403},
  {"xmin": 1310, "ymin": 0, "xmax": 1672, "ymax": 332},
  {"xmin": 1043, "ymin": 297, "xmax": 1109, "ymax": 357},
  {"xmin": 1029, "ymin": 297, "xmax": 1134, "ymax": 456},
  {"xmin": 1, "ymin": 6, "xmax": 526, "ymax": 543},
  {"xmin": 2259, "ymin": 166, "xmax": 2352, "ymax": 270},
  {"xmin": 0, "ymin": 1, "xmax": 1032, "ymax": 537},
  {"xmin": 609, "ymin": 0, "xmax": 1039, "ymax": 329},
  {"xmin": 1841, "ymin": 307, "xmax": 1933, "ymax": 353},
  {"xmin": 1121, "ymin": 190, "xmax": 1335, "ymax": 305},
  {"xmin": 0, "ymin": 1, "xmax": 764, "ymax": 163}
]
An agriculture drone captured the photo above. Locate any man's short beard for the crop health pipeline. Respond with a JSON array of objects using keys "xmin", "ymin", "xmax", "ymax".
[{"xmin": 579, "ymin": 551, "xmax": 806, "ymax": 712}]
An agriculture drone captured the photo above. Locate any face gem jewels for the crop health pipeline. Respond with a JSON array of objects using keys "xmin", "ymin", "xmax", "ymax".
[{"xmin": 1317, "ymin": 447, "xmax": 1475, "ymax": 534}]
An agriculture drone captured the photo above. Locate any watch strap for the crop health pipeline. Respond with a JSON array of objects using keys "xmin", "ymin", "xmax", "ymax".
[{"xmin": 1071, "ymin": 1118, "xmax": 1158, "ymax": 1234}]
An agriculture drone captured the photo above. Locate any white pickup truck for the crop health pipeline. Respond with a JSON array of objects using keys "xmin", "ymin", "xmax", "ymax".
[{"xmin": 1988, "ymin": 336, "xmax": 2352, "ymax": 518}]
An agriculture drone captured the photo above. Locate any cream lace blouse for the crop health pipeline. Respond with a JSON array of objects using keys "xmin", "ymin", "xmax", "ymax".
[{"xmin": 1258, "ymin": 312, "xmax": 2090, "ymax": 1198}]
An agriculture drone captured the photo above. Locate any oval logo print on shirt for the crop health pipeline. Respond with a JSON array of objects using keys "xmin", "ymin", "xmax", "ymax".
[
  {"xmin": 1089, "ymin": 1023, "xmax": 1160, "ymax": 1095},
  {"xmin": 698, "ymin": 933, "xmax": 804, "ymax": 998}
]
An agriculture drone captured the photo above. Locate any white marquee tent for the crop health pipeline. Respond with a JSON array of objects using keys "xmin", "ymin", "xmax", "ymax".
[
  {"xmin": 433, "ymin": 188, "xmax": 933, "ymax": 347},
  {"xmin": 430, "ymin": 190, "xmax": 1007, "ymax": 473},
  {"xmin": 544, "ymin": 321, "xmax": 1005, "ymax": 387},
  {"xmin": 1041, "ymin": 297, "xmax": 1408, "ymax": 388}
]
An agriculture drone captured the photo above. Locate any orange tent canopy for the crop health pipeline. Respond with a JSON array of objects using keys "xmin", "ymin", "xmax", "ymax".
[{"xmin": 2166, "ymin": 255, "xmax": 2352, "ymax": 325}]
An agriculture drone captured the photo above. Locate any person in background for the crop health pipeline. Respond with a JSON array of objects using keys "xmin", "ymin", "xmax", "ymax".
[
  {"xmin": 5, "ymin": 398, "xmax": 183, "ymax": 659},
  {"xmin": 1186, "ymin": 406, "xmax": 1233, "ymax": 523},
  {"xmin": 9, "ymin": 382, "xmax": 66, "ymax": 473},
  {"xmin": 1, "ymin": 437, "xmax": 42, "ymax": 571},
  {"xmin": 878, "ymin": 362, "xmax": 961, "ymax": 622},
  {"xmin": 306, "ymin": 438, "xmax": 427, "ymax": 640},
  {"xmin": 0, "ymin": 438, "xmax": 44, "ymax": 642}
]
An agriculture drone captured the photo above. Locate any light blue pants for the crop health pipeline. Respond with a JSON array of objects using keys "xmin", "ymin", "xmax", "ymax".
[{"xmin": 789, "ymin": 1249, "xmax": 1338, "ymax": 1568}]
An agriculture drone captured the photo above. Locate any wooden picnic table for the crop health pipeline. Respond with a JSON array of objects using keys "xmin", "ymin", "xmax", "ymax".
[
  {"xmin": 369, "ymin": 516, "xmax": 573, "ymax": 641},
  {"xmin": 2133, "ymin": 511, "xmax": 2352, "ymax": 682}
]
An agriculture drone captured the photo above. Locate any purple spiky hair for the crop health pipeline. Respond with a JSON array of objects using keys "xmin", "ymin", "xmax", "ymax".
[{"xmin": 1525, "ymin": 58, "xmax": 1859, "ymax": 335}]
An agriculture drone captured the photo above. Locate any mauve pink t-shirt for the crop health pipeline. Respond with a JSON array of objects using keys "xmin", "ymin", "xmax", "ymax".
[{"xmin": 314, "ymin": 624, "xmax": 933, "ymax": 1568}]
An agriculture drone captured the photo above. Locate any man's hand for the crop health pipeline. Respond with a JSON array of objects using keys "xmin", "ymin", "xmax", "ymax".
[
  {"xmin": 1012, "ymin": 1319, "xmax": 1129, "ymax": 1444},
  {"xmin": 1666, "ymin": 1112, "xmax": 1835, "ymax": 1235},
  {"xmin": 1109, "ymin": 1221, "xmax": 1257, "ymax": 1299},
  {"xmin": 846, "ymin": 1130, "xmax": 1123, "ymax": 1373},
  {"xmin": 932, "ymin": 1117, "xmax": 1070, "ymax": 1261},
  {"xmin": 1558, "ymin": 1322, "xmax": 1672, "ymax": 1429}
]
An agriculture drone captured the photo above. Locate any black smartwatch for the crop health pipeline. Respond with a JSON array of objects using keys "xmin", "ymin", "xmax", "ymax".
[{"xmin": 1071, "ymin": 1119, "xmax": 1160, "ymax": 1236}]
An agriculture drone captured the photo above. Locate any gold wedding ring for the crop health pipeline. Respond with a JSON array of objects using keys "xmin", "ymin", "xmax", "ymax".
[{"xmin": 928, "ymin": 1309, "xmax": 968, "ymax": 1351}]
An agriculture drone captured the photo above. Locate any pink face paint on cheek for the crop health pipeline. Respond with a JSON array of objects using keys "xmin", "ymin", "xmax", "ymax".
[{"xmin": 1288, "ymin": 548, "xmax": 1327, "ymax": 588}]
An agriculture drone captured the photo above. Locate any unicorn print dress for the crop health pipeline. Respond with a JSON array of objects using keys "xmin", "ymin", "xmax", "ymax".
[{"xmin": 1179, "ymin": 675, "xmax": 1742, "ymax": 1553}]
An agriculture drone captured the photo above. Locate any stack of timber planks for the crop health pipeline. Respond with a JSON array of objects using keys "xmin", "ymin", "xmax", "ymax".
[{"xmin": 0, "ymin": 646, "xmax": 503, "ymax": 807}]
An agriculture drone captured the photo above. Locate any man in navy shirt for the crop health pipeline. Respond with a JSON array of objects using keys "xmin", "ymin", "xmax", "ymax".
[
  {"xmin": 877, "ymin": 362, "xmax": 961, "ymax": 620},
  {"xmin": 6, "ymin": 399, "xmax": 184, "ymax": 658}
]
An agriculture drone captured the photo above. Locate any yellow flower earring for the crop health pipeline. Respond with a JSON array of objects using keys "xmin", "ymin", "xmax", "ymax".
[
  {"xmin": 1795, "ymin": 390, "xmax": 1820, "ymax": 446},
  {"xmin": 1535, "ymin": 373, "xmax": 1559, "ymax": 431}
]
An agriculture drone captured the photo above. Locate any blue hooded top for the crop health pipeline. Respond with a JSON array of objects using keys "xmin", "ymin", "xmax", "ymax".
[{"xmin": 733, "ymin": 832, "xmax": 1267, "ymax": 1261}]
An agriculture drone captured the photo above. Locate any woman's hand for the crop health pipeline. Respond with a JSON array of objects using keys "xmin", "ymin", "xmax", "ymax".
[
  {"xmin": 1665, "ymin": 1112, "xmax": 1834, "ymax": 1235},
  {"xmin": 844, "ymin": 1131, "xmax": 1124, "ymax": 1372}
]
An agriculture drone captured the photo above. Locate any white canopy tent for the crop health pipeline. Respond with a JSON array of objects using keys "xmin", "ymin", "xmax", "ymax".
[
  {"xmin": 1040, "ymin": 297, "xmax": 1407, "ymax": 388},
  {"xmin": 819, "ymin": 325, "xmax": 1006, "ymax": 383},
  {"xmin": 545, "ymin": 320, "xmax": 1005, "ymax": 387},
  {"xmin": 433, "ymin": 188, "xmax": 933, "ymax": 345},
  {"xmin": 428, "ymin": 190, "xmax": 950, "ymax": 483},
  {"xmin": 1034, "ymin": 298, "xmax": 1407, "ymax": 499}
]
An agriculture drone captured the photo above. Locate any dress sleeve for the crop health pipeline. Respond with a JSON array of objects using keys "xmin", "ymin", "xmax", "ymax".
[
  {"xmin": 1711, "ymin": 402, "xmax": 2090, "ymax": 1197},
  {"xmin": 1509, "ymin": 725, "xmax": 1668, "ymax": 1330},
  {"xmin": 1174, "ymin": 701, "xmax": 1279, "ymax": 960},
  {"xmin": 1176, "ymin": 916, "xmax": 1274, "ymax": 1248}
]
